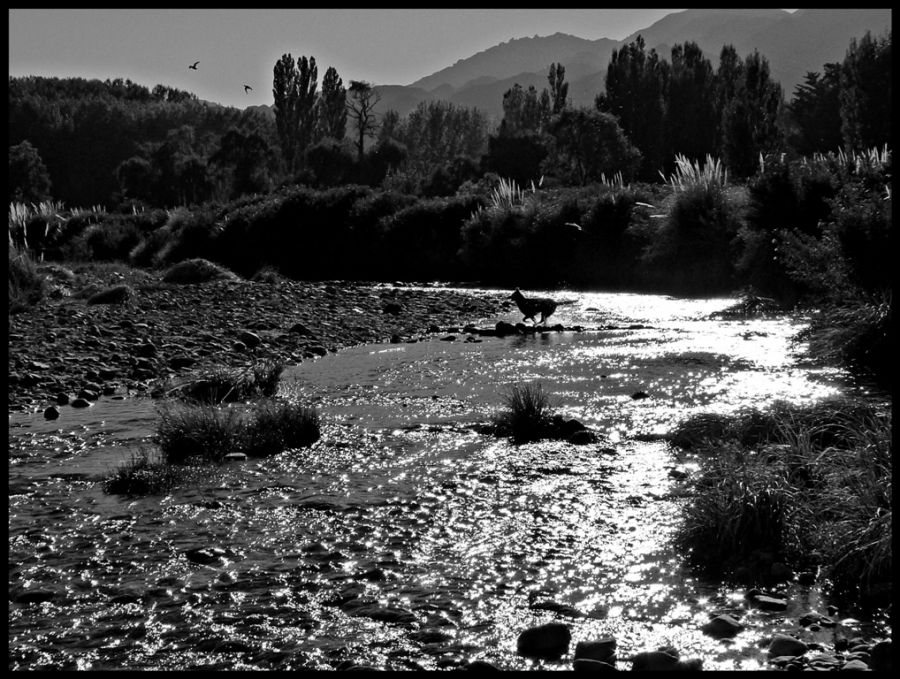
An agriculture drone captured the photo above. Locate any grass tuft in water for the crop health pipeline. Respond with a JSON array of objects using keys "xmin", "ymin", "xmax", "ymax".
[
  {"xmin": 493, "ymin": 382, "xmax": 557, "ymax": 444},
  {"xmin": 103, "ymin": 448, "xmax": 209, "ymax": 495},
  {"xmin": 156, "ymin": 397, "xmax": 320, "ymax": 464},
  {"xmin": 163, "ymin": 360, "xmax": 284, "ymax": 403}
]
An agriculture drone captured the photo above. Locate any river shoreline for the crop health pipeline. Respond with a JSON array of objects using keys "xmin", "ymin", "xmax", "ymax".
[{"xmin": 8, "ymin": 264, "xmax": 510, "ymax": 415}]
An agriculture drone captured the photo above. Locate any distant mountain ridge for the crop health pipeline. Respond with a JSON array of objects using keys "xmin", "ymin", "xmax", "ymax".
[{"xmin": 371, "ymin": 8, "xmax": 891, "ymax": 120}]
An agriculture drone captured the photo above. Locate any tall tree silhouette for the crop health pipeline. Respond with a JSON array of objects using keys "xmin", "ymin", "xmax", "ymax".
[
  {"xmin": 272, "ymin": 53, "xmax": 318, "ymax": 174},
  {"xmin": 839, "ymin": 30, "xmax": 891, "ymax": 152},
  {"xmin": 547, "ymin": 62, "xmax": 569, "ymax": 114},
  {"xmin": 720, "ymin": 50, "xmax": 783, "ymax": 178},
  {"xmin": 346, "ymin": 80, "xmax": 380, "ymax": 162},
  {"xmin": 787, "ymin": 65, "xmax": 842, "ymax": 155},
  {"xmin": 317, "ymin": 66, "xmax": 347, "ymax": 141},
  {"xmin": 596, "ymin": 35, "xmax": 669, "ymax": 181},
  {"xmin": 665, "ymin": 42, "xmax": 717, "ymax": 169}
]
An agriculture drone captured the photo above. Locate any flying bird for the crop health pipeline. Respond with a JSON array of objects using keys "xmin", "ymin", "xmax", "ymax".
[
  {"xmin": 243, "ymin": 84, "xmax": 253, "ymax": 93},
  {"xmin": 188, "ymin": 61, "xmax": 199, "ymax": 70}
]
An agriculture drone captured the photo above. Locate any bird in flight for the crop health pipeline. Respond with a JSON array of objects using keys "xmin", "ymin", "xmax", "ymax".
[
  {"xmin": 243, "ymin": 84, "xmax": 253, "ymax": 93},
  {"xmin": 188, "ymin": 61, "xmax": 199, "ymax": 70}
]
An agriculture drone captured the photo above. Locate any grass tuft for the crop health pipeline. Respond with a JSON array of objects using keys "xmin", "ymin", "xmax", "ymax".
[
  {"xmin": 103, "ymin": 448, "xmax": 208, "ymax": 495},
  {"xmin": 493, "ymin": 382, "xmax": 557, "ymax": 444},
  {"xmin": 670, "ymin": 397, "xmax": 891, "ymax": 601},
  {"xmin": 156, "ymin": 396, "xmax": 320, "ymax": 464}
]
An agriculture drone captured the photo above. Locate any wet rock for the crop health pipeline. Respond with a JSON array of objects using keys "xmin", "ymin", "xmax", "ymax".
[
  {"xmin": 223, "ymin": 452, "xmax": 247, "ymax": 462},
  {"xmin": 55, "ymin": 392, "xmax": 70, "ymax": 405},
  {"xmin": 307, "ymin": 345, "xmax": 328, "ymax": 356},
  {"xmin": 169, "ymin": 355, "xmax": 196, "ymax": 370},
  {"xmin": 631, "ymin": 650, "xmax": 680, "ymax": 671},
  {"xmin": 568, "ymin": 429, "xmax": 599, "ymax": 445},
  {"xmin": 440, "ymin": 335, "xmax": 456, "ymax": 342},
  {"xmin": 409, "ymin": 629, "xmax": 454, "ymax": 644},
  {"xmin": 238, "ymin": 330, "xmax": 261, "ymax": 348},
  {"xmin": 87, "ymin": 284, "xmax": 132, "ymax": 305},
  {"xmin": 342, "ymin": 598, "xmax": 416, "ymax": 624},
  {"xmin": 630, "ymin": 390, "xmax": 650, "ymax": 400},
  {"xmin": 289, "ymin": 322, "xmax": 314, "ymax": 335},
  {"xmin": 573, "ymin": 658, "xmax": 618, "ymax": 672},
  {"xmin": 185, "ymin": 547, "xmax": 228, "ymax": 565},
  {"xmin": 465, "ymin": 660, "xmax": 500, "ymax": 671},
  {"xmin": 232, "ymin": 340, "xmax": 247, "ymax": 352},
  {"xmin": 798, "ymin": 611, "xmax": 835, "ymax": 628},
  {"xmin": 869, "ymin": 640, "xmax": 891, "ymax": 671},
  {"xmin": 841, "ymin": 659, "xmax": 870, "ymax": 671},
  {"xmin": 43, "ymin": 406, "xmax": 60, "ymax": 420},
  {"xmin": 133, "ymin": 342, "xmax": 157, "ymax": 358},
  {"xmin": 574, "ymin": 637, "xmax": 617, "ymax": 664},
  {"xmin": 14, "ymin": 589, "xmax": 56, "ymax": 604},
  {"xmin": 77, "ymin": 388, "xmax": 99, "ymax": 401},
  {"xmin": 495, "ymin": 320, "xmax": 518, "ymax": 336},
  {"xmin": 767, "ymin": 634, "xmax": 808, "ymax": 658},
  {"xmin": 70, "ymin": 397, "xmax": 92, "ymax": 408},
  {"xmin": 529, "ymin": 599, "xmax": 585, "ymax": 618},
  {"xmin": 751, "ymin": 593, "xmax": 788, "ymax": 611},
  {"xmin": 702, "ymin": 614, "xmax": 744, "ymax": 638},
  {"xmin": 516, "ymin": 621, "xmax": 571, "ymax": 658}
]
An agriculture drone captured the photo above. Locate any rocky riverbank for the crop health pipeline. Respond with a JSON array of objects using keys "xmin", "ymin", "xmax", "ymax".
[{"xmin": 8, "ymin": 263, "xmax": 509, "ymax": 414}]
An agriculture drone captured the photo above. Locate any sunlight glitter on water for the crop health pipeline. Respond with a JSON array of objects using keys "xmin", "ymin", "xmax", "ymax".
[{"xmin": 9, "ymin": 289, "xmax": 873, "ymax": 671}]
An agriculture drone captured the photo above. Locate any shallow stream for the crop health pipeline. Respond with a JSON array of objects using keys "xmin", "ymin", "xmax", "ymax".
[{"xmin": 8, "ymin": 288, "xmax": 886, "ymax": 670}]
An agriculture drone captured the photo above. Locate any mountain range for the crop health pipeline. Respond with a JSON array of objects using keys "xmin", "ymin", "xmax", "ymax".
[{"xmin": 368, "ymin": 8, "xmax": 891, "ymax": 121}]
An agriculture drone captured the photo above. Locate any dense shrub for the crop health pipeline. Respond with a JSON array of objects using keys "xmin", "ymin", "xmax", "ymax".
[
  {"xmin": 640, "ymin": 178, "xmax": 744, "ymax": 294},
  {"xmin": 671, "ymin": 397, "xmax": 892, "ymax": 602},
  {"xmin": 161, "ymin": 257, "xmax": 239, "ymax": 284},
  {"xmin": 379, "ymin": 194, "xmax": 484, "ymax": 281}
]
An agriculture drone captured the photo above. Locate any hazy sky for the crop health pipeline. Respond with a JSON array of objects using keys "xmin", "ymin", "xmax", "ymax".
[{"xmin": 9, "ymin": 8, "xmax": 687, "ymax": 108}]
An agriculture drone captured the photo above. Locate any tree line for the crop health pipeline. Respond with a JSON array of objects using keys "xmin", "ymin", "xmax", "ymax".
[{"xmin": 9, "ymin": 30, "xmax": 891, "ymax": 209}]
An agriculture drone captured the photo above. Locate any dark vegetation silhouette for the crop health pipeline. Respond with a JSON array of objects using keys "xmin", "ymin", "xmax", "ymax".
[{"xmin": 9, "ymin": 30, "xmax": 892, "ymax": 387}]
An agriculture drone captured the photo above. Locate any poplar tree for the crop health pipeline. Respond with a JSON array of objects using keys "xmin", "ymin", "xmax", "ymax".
[{"xmin": 317, "ymin": 66, "xmax": 347, "ymax": 141}]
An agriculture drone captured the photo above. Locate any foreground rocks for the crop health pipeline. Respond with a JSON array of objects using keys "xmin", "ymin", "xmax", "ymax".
[{"xmin": 8, "ymin": 270, "xmax": 508, "ymax": 413}]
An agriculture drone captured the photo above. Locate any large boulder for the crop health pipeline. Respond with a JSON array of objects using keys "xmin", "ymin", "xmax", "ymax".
[{"xmin": 516, "ymin": 621, "xmax": 571, "ymax": 658}]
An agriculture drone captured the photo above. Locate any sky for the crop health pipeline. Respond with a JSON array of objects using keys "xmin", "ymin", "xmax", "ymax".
[{"xmin": 9, "ymin": 8, "xmax": 688, "ymax": 109}]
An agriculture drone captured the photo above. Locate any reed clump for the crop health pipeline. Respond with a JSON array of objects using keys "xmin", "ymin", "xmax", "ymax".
[{"xmin": 670, "ymin": 396, "xmax": 891, "ymax": 602}]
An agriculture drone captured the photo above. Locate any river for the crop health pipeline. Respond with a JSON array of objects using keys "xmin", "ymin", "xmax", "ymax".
[{"xmin": 8, "ymin": 288, "xmax": 883, "ymax": 670}]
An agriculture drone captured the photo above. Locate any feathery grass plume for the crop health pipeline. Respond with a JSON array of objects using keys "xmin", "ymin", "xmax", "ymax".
[
  {"xmin": 661, "ymin": 154, "xmax": 728, "ymax": 192},
  {"xmin": 493, "ymin": 382, "xmax": 557, "ymax": 444},
  {"xmin": 600, "ymin": 171, "xmax": 625, "ymax": 190}
]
